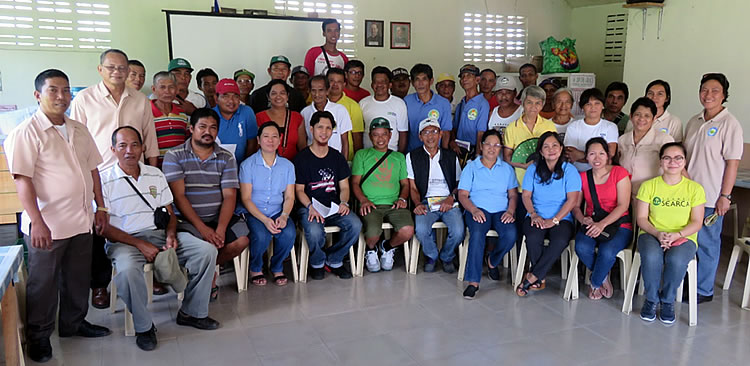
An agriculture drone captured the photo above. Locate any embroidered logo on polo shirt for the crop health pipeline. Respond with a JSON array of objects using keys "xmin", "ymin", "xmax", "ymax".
[
  {"xmin": 238, "ymin": 123, "xmax": 244, "ymax": 137},
  {"xmin": 707, "ymin": 127, "xmax": 718, "ymax": 136},
  {"xmin": 428, "ymin": 109, "xmax": 439, "ymax": 119},
  {"xmin": 387, "ymin": 112, "xmax": 397, "ymax": 117},
  {"xmin": 149, "ymin": 186, "xmax": 157, "ymax": 198},
  {"xmin": 467, "ymin": 108, "xmax": 478, "ymax": 120},
  {"xmin": 660, "ymin": 128, "xmax": 668, "ymax": 134},
  {"xmin": 652, "ymin": 197, "xmax": 662, "ymax": 206}
]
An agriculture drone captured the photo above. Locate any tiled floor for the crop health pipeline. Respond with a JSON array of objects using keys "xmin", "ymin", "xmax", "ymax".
[{"xmin": 16, "ymin": 248, "xmax": 750, "ymax": 366}]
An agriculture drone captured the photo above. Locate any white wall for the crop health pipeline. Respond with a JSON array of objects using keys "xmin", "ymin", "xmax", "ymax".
[
  {"xmin": 571, "ymin": 3, "xmax": 625, "ymax": 91},
  {"xmin": 0, "ymin": 0, "xmax": 573, "ymax": 108},
  {"xmin": 622, "ymin": 0, "xmax": 750, "ymax": 142}
]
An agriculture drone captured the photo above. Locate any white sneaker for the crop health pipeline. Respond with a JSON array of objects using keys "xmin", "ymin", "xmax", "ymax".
[
  {"xmin": 380, "ymin": 241, "xmax": 395, "ymax": 271},
  {"xmin": 365, "ymin": 249, "xmax": 381, "ymax": 273}
]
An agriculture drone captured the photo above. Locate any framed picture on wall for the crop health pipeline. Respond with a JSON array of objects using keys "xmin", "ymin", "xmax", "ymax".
[
  {"xmin": 390, "ymin": 21, "xmax": 410, "ymax": 49},
  {"xmin": 365, "ymin": 20, "xmax": 384, "ymax": 47}
]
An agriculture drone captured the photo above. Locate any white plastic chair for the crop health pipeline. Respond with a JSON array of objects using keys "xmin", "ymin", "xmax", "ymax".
[
  {"xmin": 721, "ymin": 205, "xmax": 750, "ymax": 309},
  {"xmin": 563, "ymin": 241, "xmax": 632, "ymax": 301},
  {"xmin": 298, "ymin": 225, "xmax": 358, "ymax": 282},
  {"xmin": 621, "ymin": 250, "xmax": 698, "ymax": 326},
  {"xmin": 233, "ymin": 248, "xmax": 250, "ymax": 292},
  {"xmin": 355, "ymin": 223, "xmax": 411, "ymax": 276},
  {"xmin": 457, "ymin": 229, "xmax": 517, "ymax": 282},
  {"xmin": 512, "ymin": 236, "xmax": 575, "ymax": 290},
  {"xmin": 110, "ymin": 264, "xmax": 185, "ymax": 336},
  {"xmin": 409, "ymin": 222, "xmax": 448, "ymax": 275}
]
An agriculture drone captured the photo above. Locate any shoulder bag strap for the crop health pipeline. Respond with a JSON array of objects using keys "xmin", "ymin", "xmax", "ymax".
[
  {"xmin": 123, "ymin": 176, "xmax": 155, "ymax": 211},
  {"xmin": 361, "ymin": 149, "xmax": 392, "ymax": 184},
  {"xmin": 281, "ymin": 109, "xmax": 291, "ymax": 149},
  {"xmin": 320, "ymin": 46, "xmax": 332, "ymax": 74},
  {"xmin": 586, "ymin": 169, "xmax": 606, "ymax": 218}
]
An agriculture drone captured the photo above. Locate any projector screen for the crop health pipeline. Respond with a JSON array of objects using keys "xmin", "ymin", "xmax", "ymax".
[{"xmin": 165, "ymin": 11, "xmax": 325, "ymax": 87}]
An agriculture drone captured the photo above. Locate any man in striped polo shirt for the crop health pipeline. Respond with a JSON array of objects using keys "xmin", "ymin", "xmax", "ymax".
[
  {"xmin": 163, "ymin": 108, "xmax": 250, "ymax": 298},
  {"xmin": 150, "ymin": 71, "xmax": 189, "ymax": 168},
  {"xmin": 101, "ymin": 126, "xmax": 219, "ymax": 351}
]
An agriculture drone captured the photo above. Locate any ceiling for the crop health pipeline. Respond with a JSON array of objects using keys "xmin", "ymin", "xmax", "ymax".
[{"xmin": 566, "ymin": 0, "xmax": 624, "ymax": 8}]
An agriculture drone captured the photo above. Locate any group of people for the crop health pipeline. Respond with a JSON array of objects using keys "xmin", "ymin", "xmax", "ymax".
[{"xmin": 4, "ymin": 17, "xmax": 743, "ymax": 363}]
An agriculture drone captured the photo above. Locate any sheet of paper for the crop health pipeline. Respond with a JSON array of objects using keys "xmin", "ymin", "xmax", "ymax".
[
  {"xmin": 219, "ymin": 144, "xmax": 237, "ymax": 155},
  {"xmin": 312, "ymin": 198, "xmax": 339, "ymax": 218}
]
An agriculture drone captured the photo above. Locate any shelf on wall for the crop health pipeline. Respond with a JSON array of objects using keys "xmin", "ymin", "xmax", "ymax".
[
  {"xmin": 622, "ymin": 2, "xmax": 665, "ymax": 9},
  {"xmin": 623, "ymin": 2, "xmax": 665, "ymax": 40}
]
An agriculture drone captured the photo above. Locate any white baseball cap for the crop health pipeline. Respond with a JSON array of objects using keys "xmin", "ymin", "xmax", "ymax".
[
  {"xmin": 494, "ymin": 76, "xmax": 520, "ymax": 92},
  {"xmin": 418, "ymin": 117, "xmax": 441, "ymax": 133}
]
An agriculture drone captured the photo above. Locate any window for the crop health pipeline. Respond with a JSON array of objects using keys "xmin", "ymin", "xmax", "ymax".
[
  {"xmin": 273, "ymin": 1, "xmax": 356, "ymax": 57},
  {"xmin": 0, "ymin": 0, "xmax": 111, "ymax": 51},
  {"xmin": 603, "ymin": 12, "xmax": 627, "ymax": 65},
  {"xmin": 462, "ymin": 12, "xmax": 527, "ymax": 63}
]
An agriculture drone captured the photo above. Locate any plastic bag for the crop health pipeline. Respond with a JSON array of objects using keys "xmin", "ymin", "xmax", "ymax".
[{"xmin": 539, "ymin": 36, "xmax": 580, "ymax": 73}]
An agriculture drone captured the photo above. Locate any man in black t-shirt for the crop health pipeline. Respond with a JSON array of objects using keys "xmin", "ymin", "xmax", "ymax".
[{"xmin": 295, "ymin": 110, "xmax": 362, "ymax": 280}]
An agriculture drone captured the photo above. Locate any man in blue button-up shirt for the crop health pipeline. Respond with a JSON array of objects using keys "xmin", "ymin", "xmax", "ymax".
[{"xmin": 404, "ymin": 64, "xmax": 452, "ymax": 152}]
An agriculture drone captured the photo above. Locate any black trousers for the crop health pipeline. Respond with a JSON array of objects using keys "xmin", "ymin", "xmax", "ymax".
[
  {"xmin": 523, "ymin": 217, "xmax": 574, "ymax": 280},
  {"xmin": 25, "ymin": 233, "xmax": 92, "ymax": 340},
  {"xmin": 90, "ymin": 232, "xmax": 111, "ymax": 289}
]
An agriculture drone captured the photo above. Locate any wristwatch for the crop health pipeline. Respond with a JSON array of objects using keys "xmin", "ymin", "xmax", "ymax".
[
  {"xmin": 552, "ymin": 217, "xmax": 560, "ymax": 226},
  {"xmin": 398, "ymin": 197, "xmax": 407, "ymax": 203},
  {"xmin": 341, "ymin": 202, "xmax": 350, "ymax": 207},
  {"xmin": 720, "ymin": 193, "xmax": 732, "ymax": 200}
]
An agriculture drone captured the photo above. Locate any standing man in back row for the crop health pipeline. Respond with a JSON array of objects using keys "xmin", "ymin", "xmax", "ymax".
[
  {"xmin": 404, "ymin": 63, "xmax": 452, "ymax": 152},
  {"xmin": 304, "ymin": 19, "xmax": 349, "ymax": 76},
  {"xmin": 250, "ymin": 55, "xmax": 307, "ymax": 113}
]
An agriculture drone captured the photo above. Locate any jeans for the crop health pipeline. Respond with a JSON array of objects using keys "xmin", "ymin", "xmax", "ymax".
[
  {"xmin": 105, "ymin": 230, "xmax": 217, "ymax": 333},
  {"xmin": 414, "ymin": 207, "xmax": 465, "ymax": 263},
  {"xmin": 246, "ymin": 212, "xmax": 296, "ymax": 273},
  {"xmin": 696, "ymin": 207, "xmax": 724, "ymax": 296},
  {"xmin": 523, "ymin": 217, "xmax": 574, "ymax": 280},
  {"xmin": 639, "ymin": 233, "xmax": 697, "ymax": 304},
  {"xmin": 575, "ymin": 227, "xmax": 632, "ymax": 288},
  {"xmin": 296, "ymin": 207, "xmax": 362, "ymax": 268},
  {"xmin": 464, "ymin": 209, "xmax": 517, "ymax": 283}
]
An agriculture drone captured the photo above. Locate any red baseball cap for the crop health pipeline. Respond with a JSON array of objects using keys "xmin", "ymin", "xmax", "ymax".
[{"xmin": 215, "ymin": 78, "xmax": 240, "ymax": 95}]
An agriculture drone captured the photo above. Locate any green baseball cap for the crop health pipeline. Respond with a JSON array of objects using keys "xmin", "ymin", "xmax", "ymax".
[
  {"xmin": 233, "ymin": 69, "xmax": 255, "ymax": 81},
  {"xmin": 369, "ymin": 117, "xmax": 392, "ymax": 132},
  {"xmin": 167, "ymin": 58, "xmax": 193, "ymax": 72},
  {"xmin": 269, "ymin": 55, "xmax": 291, "ymax": 67}
]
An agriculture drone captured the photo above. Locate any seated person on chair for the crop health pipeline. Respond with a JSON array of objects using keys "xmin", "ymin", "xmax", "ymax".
[
  {"xmin": 457, "ymin": 129, "xmax": 518, "ymax": 299},
  {"xmin": 635, "ymin": 142, "xmax": 704, "ymax": 324},
  {"xmin": 517, "ymin": 131, "xmax": 581, "ymax": 297},
  {"xmin": 163, "ymin": 108, "xmax": 250, "ymax": 300},
  {"xmin": 352, "ymin": 118, "xmax": 414, "ymax": 273},
  {"xmin": 571, "ymin": 137, "xmax": 633, "ymax": 301},
  {"xmin": 240, "ymin": 121, "xmax": 297, "ymax": 286},
  {"xmin": 102, "ymin": 126, "xmax": 219, "ymax": 351},
  {"xmin": 295, "ymin": 111, "xmax": 362, "ymax": 280},
  {"xmin": 407, "ymin": 117, "xmax": 464, "ymax": 274}
]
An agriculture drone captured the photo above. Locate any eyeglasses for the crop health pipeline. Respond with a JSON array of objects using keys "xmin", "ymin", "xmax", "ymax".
[
  {"xmin": 420, "ymin": 129, "xmax": 440, "ymax": 135},
  {"xmin": 101, "ymin": 65, "xmax": 128, "ymax": 73},
  {"xmin": 236, "ymin": 79, "xmax": 253, "ymax": 84},
  {"xmin": 482, "ymin": 142, "xmax": 502, "ymax": 148},
  {"xmin": 348, "ymin": 70, "xmax": 363, "ymax": 76},
  {"xmin": 660, "ymin": 155, "xmax": 685, "ymax": 163}
]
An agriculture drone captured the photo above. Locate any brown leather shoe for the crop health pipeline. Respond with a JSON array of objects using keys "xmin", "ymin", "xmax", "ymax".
[{"xmin": 91, "ymin": 287, "xmax": 109, "ymax": 309}]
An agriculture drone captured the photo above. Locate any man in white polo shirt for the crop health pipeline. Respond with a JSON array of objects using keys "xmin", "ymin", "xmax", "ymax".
[
  {"xmin": 101, "ymin": 126, "xmax": 219, "ymax": 351},
  {"xmin": 359, "ymin": 66, "xmax": 409, "ymax": 154},
  {"xmin": 301, "ymin": 74, "xmax": 353, "ymax": 158}
]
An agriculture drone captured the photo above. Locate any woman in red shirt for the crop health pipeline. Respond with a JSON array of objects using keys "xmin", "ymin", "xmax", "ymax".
[
  {"xmin": 572, "ymin": 137, "xmax": 633, "ymax": 300},
  {"xmin": 255, "ymin": 79, "xmax": 307, "ymax": 160}
]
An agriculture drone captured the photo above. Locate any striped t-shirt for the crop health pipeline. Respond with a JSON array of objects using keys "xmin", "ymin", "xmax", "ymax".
[
  {"xmin": 151, "ymin": 100, "xmax": 189, "ymax": 167},
  {"xmin": 162, "ymin": 140, "xmax": 239, "ymax": 221},
  {"xmin": 101, "ymin": 162, "xmax": 173, "ymax": 234}
]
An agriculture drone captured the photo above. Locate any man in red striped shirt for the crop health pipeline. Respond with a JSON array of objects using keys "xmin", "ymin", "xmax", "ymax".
[{"xmin": 151, "ymin": 71, "xmax": 189, "ymax": 168}]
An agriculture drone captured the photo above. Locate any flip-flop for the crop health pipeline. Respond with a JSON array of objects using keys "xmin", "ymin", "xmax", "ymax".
[
  {"xmin": 273, "ymin": 275, "xmax": 288, "ymax": 286},
  {"xmin": 250, "ymin": 274, "xmax": 267, "ymax": 286}
]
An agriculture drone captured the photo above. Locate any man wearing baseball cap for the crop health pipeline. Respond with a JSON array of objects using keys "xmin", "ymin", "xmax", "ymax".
[
  {"xmin": 212, "ymin": 78, "xmax": 258, "ymax": 165},
  {"xmin": 390, "ymin": 67, "xmax": 411, "ymax": 99},
  {"xmin": 406, "ymin": 117, "xmax": 463, "ymax": 273},
  {"xmin": 488, "ymin": 76, "xmax": 523, "ymax": 135},
  {"xmin": 359, "ymin": 66, "xmax": 409, "ymax": 153},
  {"xmin": 435, "ymin": 73, "xmax": 457, "ymax": 117},
  {"xmin": 450, "ymin": 64, "xmax": 490, "ymax": 161},
  {"xmin": 352, "ymin": 118, "xmax": 413, "ymax": 273},
  {"xmin": 168, "ymin": 57, "xmax": 207, "ymax": 115},
  {"xmin": 233, "ymin": 69, "xmax": 255, "ymax": 105},
  {"xmin": 290, "ymin": 65, "xmax": 311, "ymax": 105},
  {"xmin": 539, "ymin": 78, "xmax": 559, "ymax": 119},
  {"xmin": 250, "ymin": 55, "xmax": 307, "ymax": 113}
]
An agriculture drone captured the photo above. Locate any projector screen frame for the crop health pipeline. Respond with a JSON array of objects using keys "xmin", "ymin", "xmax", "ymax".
[{"xmin": 163, "ymin": 10, "xmax": 329, "ymax": 61}]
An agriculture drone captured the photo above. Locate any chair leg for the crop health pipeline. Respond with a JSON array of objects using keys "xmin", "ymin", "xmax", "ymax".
[
  {"xmin": 509, "ymin": 244, "xmax": 518, "ymax": 283},
  {"xmin": 109, "ymin": 268, "xmax": 118, "ymax": 314},
  {"xmin": 688, "ymin": 258, "xmax": 698, "ymax": 326},
  {"xmin": 290, "ymin": 245, "xmax": 299, "ymax": 282},
  {"xmin": 241, "ymin": 248, "xmax": 249, "ymax": 290},
  {"xmin": 124, "ymin": 310, "xmax": 135, "ymax": 337},
  {"xmin": 233, "ymin": 255, "xmax": 244, "ymax": 291},
  {"xmin": 145, "ymin": 268, "xmax": 153, "ymax": 304},
  {"xmin": 742, "ymin": 260, "xmax": 750, "ymax": 310},
  {"xmin": 402, "ymin": 238, "xmax": 411, "ymax": 273},
  {"xmin": 409, "ymin": 237, "xmax": 420, "ymax": 275},
  {"xmin": 564, "ymin": 246, "xmax": 579, "ymax": 301},
  {"xmin": 355, "ymin": 233, "xmax": 365, "ymax": 277},
  {"xmin": 622, "ymin": 251, "xmax": 641, "ymax": 314},
  {"xmin": 457, "ymin": 232, "xmax": 469, "ymax": 282},
  {"xmin": 299, "ymin": 236, "xmax": 309, "ymax": 283},
  {"xmin": 561, "ymin": 247, "xmax": 569, "ymax": 280},
  {"xmin": 723, "ymin": 245, "xmax": 742, "ymax": 290},
  {"xmin": 513, "ymin": 238, "xmax": 527, "ymax": 288},
  {"xmin": 348, "ymin": 246, "xmax": 357, "ymax": 277}
]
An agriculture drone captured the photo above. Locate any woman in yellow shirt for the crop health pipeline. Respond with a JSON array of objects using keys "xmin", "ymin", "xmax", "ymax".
[{"xmin": 635, "ymin": 142, "xmax": 705, "ymax": 324}]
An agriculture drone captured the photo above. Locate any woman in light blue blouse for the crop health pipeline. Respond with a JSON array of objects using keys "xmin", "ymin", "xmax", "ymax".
[
  {"xmin": 240, "ymin": 121, "xmax": 296, "ymax": 286},
  {"xmin": 517, "ymin": 131, "xmax": 581, "ymax": 297}
]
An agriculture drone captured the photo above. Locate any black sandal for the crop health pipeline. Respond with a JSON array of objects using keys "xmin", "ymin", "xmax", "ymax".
[
  {"xmin": 273, "ymin": 275, "xmax": 288, "ymax": 286},
  {"xmin": 250, "ymin": 274, "xmax": 267, "ymax": 286},
  {"xmin": 516, "ymin": 278, "xmax": 540, "ymax": 297}
]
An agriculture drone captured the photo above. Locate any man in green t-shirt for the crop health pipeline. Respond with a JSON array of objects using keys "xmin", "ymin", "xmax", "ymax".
[{"xmin": 352, "ymin": 118, "xmax": 414, "ymax": 272}]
